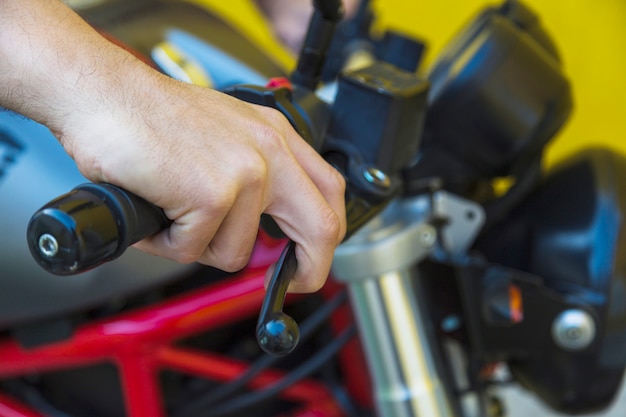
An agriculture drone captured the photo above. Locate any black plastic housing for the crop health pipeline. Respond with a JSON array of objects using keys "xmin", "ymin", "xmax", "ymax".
[
  {"xmin": 475, "ymin": 148, "xmax": 626, "ymax": 413},
  {"xmin": 406, "ymin": 1, "xmax": 572, "ymax": 191},
  {"xmin": 327, "ymin": 61, "xmax": 429, "ymax": 174},
  {"xmin": 323, "ymin": 62, "xmax": 429, "ymax": 235}
]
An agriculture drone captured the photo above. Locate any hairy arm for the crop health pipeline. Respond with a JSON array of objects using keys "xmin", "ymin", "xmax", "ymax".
[{"xmin": 0, "ymin": 0, "xmax": 346, "ymax": 292}]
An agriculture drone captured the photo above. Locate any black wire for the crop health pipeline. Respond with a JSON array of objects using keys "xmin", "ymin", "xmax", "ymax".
[
  {"xmin": 172, "ymin": 290, "xmax": 348, "ymax": 417},
  {"xmin": 480, "ymin": 154, "xmax": 542, "ymax": 235},
  {"xmin": 320, "ymin": 350, "xmax": 363, "ymax": 417},
  {"xmin": 204, "ymin": 325, "xmax": 357, "ymax": 417},
  {"xmin": 4, "ymin": 380, "xmax": 73, "ymax": 417}
]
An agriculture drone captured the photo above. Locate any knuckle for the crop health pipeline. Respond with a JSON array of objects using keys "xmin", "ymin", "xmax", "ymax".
[
  {"xmin": 315, "ymin": 207, "xmax": 342, "ymax": 245},
  {"xmin": 218, "ymin": 254, "xmax": 250, "ymax": 272},
  {"xmin": 173, "ymin": 251, "xmax": 201, "ymax": 265},
  {"xmin": 171, "ymin": 238, "xmax": 214, "ymax": 265},
  {"xmin": 235, "ymin": 150, "xmax": 268, "ymax": 188},
  {"xmin": 167, "ymin": 240, "xmax": 207, "ymax": 264},
  {"xmin": 205, "ymin": 242, "xmax": 254, "ymax": 272},
  {"xmin": 306, "ymin": 277, "xmax": 327, "ymax": 293},
  {"xmin": 201, "ymin": 186, "xmax": 237, "ymax": 216},
  {"xmin": 258, "ymin": 126, "xmax": 284, "ymax": 152},
  {"xmin": 257, "ymin": 105, "xmax": 285, "ymax": 126},
  {"xmin": 327, "ymin": 168, "xmax": 346, "ymax": 195},
  {"xmin": 254, "ymin": 116, "xmax": 288, "ymax": 152},
  {"xmin": 72, "ymin": 148, "xmax": 105, "ymax": 182}
]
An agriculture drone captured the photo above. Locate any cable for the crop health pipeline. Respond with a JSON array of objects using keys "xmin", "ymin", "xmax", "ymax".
[
  {"xmin": 319, "ymin": 339, "xmax": 363, "ymax": 417},
  {"xmin": 172, "ymin": 291, "xmax": 348, "ymax": 417},
  {"xmin": 3, "ymin": 380, "xmax": 74, "ymax": 417},
  {"xmin": 204, "ymin": 325, "xmax": 357, "ymax": 417}
]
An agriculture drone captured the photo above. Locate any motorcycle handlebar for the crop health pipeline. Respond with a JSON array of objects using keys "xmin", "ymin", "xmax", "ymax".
[
  {"xmin": 26, "ymin": 0, "xmax": 424, "ymax": 357},
  {"xmin": 27, "ymin": 182, "xmax": 306, "ymax": 357},
  {"xmin": 27, "ymin": 183, "xmax": 170, "ymax": 276}
]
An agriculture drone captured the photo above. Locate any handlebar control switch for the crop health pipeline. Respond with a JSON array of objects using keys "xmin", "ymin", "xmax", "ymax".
[
  {"xmin": 326, "ymin": 61, "xmax": 429, "ymax": 175},
  {"xmin": 324, "ymin": 62, "xmax": 429, "ymax": 235}
]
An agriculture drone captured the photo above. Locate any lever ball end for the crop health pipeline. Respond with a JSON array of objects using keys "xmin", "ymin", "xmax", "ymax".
[{"xmin": 256, "ymin": 312, "xmax": 300, "ymax": 356}]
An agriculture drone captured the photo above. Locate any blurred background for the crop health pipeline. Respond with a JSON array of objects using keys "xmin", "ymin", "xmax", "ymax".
[{"xmin": 372, "ymin": 0, "xmax": 626, "ymax": 170}]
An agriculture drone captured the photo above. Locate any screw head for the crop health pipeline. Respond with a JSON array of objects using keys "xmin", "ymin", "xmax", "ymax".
[
  {"xmin": 38, "ymin": 233, "xmax": 59, "ymax": 258},
  {"xmin": 418, "ymin": 226, "xmax": 437, "ymax": 247},
  {"xmin": 552, "ymin": 309, "xmax": 596, "ymax": 351},
  {"xmin": 362, "ymin": 167, "xmax": 391, "ymax": 189}
]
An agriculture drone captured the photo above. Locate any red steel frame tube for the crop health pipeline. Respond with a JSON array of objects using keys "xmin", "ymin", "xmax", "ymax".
[{"xmin": 0, "ymin": 237, "xmax": 357, "ymax": 417}]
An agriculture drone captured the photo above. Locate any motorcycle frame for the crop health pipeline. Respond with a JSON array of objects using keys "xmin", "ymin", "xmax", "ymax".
[{"xmin": 0, "ymin": 235, "xmax": 372, "ymax": 417}]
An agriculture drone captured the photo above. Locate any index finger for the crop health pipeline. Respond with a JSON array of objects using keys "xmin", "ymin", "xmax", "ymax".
[{"xmin": 263, "ymin": 131, "xmax": 346, "ymax": 293}]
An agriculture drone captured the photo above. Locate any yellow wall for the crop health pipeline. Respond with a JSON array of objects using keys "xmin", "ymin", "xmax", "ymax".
[
  {"xmin": 373, "ymin": 0, "xmax": 626, "ymax": 167},
  {"xmin": 188, "ymin": 0, "xmax": 626, "ymax": 167}
]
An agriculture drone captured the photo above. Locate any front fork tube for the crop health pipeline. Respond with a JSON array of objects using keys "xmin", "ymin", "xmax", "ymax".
[
  {"xmin": 332, "ymin": 197, "xmax": 459, "ymax": 417},
  {"xmin": 351, "ymin": 268, "xmax": 456, "ymax": 417}
]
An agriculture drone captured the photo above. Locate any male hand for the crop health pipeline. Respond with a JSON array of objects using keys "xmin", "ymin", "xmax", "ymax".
[{"xmin": 0, "ymin": 0, "xmax": 347, "ymax": 292}]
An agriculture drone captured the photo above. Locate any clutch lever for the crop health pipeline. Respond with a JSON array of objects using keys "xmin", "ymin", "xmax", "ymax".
[
  {"xmin": 256, "ymin": 240, "xmax": 300, "ymax": 356},
  {"xmin": 256, "ymin": 153, "xmax": 400, "ymax": 356}
]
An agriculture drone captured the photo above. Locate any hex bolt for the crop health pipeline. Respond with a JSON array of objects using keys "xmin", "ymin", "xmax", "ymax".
[
  {"xmin": 552, "ymin": 309, "xmax": 596, "ymax": 351},
  {"xmin": 38, "ymin": 233, "xmax": 59, "ymax": 258},
  {"xmin": 362, "ymin": 167, "xmax": 391, "ymax": 189}
]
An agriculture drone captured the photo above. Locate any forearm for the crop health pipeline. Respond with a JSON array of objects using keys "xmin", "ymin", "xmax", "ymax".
[{"xmin": 0, "ymin": 0, "xmax": 159, "ymax": 140}]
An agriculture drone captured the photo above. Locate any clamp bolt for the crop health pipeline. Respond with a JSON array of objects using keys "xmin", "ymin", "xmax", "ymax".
[{"xmin": 363, "ymin": 167, "xmax": 391, "ymax": 189}]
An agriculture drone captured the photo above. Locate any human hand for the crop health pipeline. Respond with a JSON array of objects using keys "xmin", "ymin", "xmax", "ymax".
[
  {"xmin": 70, "ymin": 80, "xmax": 346, "ymax": 293},
  {"xmin": 0, "ymin": 0, "xmax": 347, "ymax": 293}
]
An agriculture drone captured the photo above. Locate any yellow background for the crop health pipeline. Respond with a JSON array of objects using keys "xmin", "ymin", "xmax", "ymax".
[{"xmin": 188, "ymin": 0, "xmax": 626, "ymax": 168}]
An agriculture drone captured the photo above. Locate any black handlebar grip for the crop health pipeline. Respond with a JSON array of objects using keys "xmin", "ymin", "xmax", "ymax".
[{"xmin": 27, "ymin": 183, "xmax": 171, "ymax": 275}]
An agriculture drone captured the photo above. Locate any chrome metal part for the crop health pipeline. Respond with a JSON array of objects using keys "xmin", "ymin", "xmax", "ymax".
[
  {"xmin": 333, "ymin": 196, "xmax": 436, "ymax": 280},
  {"xmin": 363, "ymin": 167, "xmax": 392, "ymax": 189},
  {"xmin": 343, "ymin": 268, "xmax": 455, "ymax": 417},
  {"xmin": 552, "ymin": 309, "xmax": 596, "ymax": 351},
  {"xmin": 432, "ymin": 191, "xmax": 485, "ymax": 256},
  {"xmin": 333, "ymin": 194, "xmax": 455, "ymax": 417},
  {"xmin": 38, "ymin": 234, "xmax": 59, "ymax": 258}
]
